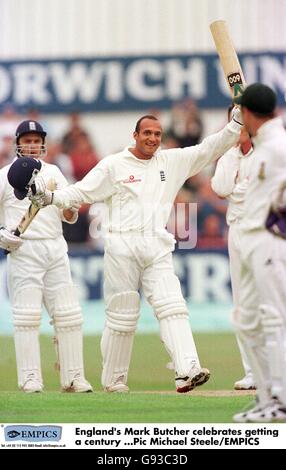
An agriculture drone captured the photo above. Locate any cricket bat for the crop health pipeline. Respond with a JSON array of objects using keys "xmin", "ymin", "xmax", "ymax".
[
  {"xmin": 210, "ymin": 20, "xmax": 246, "ymax": 100},
  {"xmin": 5, "ymin": 178, "xmax": 56, "ymax": 253}
]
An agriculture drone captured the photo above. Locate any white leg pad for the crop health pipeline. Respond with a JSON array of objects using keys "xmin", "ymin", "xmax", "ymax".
[
  {"xmin": 233, "ymin": 306, "xmax": 271, "ymax": 406},
  {"xmin": 101, "ymin": 292, "xmax": 140, "ymax": 390},
  {"xmin": 53, "ymin": 285, "xmax": 86, "ymax": 388},
  {"xmin": 152, "ymin": 274, "xmax": 200, "ymax": 377},
  {"xmin": 260, "ymin": 304, "xmax": 286, "ymax": 402},
  {"xmin": 12, "ymin": 288, "xmax": 43, "ymax": 389}
]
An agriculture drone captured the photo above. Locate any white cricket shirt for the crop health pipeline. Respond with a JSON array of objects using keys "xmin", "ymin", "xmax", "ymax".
[
  {"xmin": 53, "ymin": 120, "xmax": 241, "ymax": 235},
  {"xmin": 0, "ymin": 160, "xmax": 69, "ymax": 239},
  {"xmin": 211, "ymin": 145, "xmax": 253, "ymax": 225}
]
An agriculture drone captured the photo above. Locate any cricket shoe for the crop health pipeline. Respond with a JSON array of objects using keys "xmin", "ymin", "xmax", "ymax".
[
  {"xmin": 233, "ymin": 399, "xmax": 262, "ymax": 423},
  {"xmin": 176, "ymin": 366, "xmax": 210, "ymax": 393},
  {"xmin": 104, "ymin": 383, "xmax": 129, "ymax": 393},
  {"xmin": 63, "ymin": 376, "xmax": 93, "ymax": 393},
  {"xmin": 104, "ymin": 373, "xmax": 130, "ymax": 393},
  {"xmin": 234, "ymin": 373, "xmax": 256, "ymax": 390},
  {"xmin": 247, "ymin": 398, "xmax": 286, "ymax": 423},
  {"xmin": 22, "ymin": 375, "xmax": 43, "ymax": 393}
]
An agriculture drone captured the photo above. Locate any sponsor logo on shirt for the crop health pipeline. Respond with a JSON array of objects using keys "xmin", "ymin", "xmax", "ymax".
[{"xmin": 122, "ymin": 174, "xmax": 142, "ymax": 184}]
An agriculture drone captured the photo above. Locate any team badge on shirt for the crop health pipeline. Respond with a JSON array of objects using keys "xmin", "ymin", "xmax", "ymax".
[
  {"xmin": 160, "ymin": 171, "xmax": 166, "ymax": 181},
  {"xmin": 258, "ymin": 162, "xmax": 265, "ymax": 180}
]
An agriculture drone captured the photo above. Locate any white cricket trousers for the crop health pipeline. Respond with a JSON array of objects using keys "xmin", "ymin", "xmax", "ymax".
[
  {"xmin": 103, "ymin": 233, "xmax": 176, "ymax": 304},
  {"xmin": 7, "ymin": 237, "xmax": 73, "ymax": 314},
  {"xmin": 228, "ymin": 223, "xmax": 252, "ymax": 376},
  {"xmin": 101, "ymin": 232, "xmax": 202, "ymax": 387},
  {"xmin": 236, "ymin": 230, "xmax": 286, "ymax": 404}
]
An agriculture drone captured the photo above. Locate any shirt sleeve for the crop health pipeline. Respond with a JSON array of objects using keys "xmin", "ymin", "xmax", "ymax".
[
  {"xmin": 163, "ymin": 120, "xmax": 241, "ymax": 184},
  {"xmin": 52, "ymin": 158, "xmax": 116, "ymax": 209},
  {"xmin": 211, "ymin": 147, "xmax": 240, "ymax": 198},
  {"xmin": 50, "ymin": 166, "xmax": 78, "ymax": 223}
]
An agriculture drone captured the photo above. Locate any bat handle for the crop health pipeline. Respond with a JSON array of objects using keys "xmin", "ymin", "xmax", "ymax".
[{"xmin": 4, "ymin": 228, "xmax": 21, "ymax": 255}]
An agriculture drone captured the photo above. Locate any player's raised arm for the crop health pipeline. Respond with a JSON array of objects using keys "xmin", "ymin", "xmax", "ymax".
[{"xmin": 164, "ymin": 107, "xmax": 242, "ymax": 182}]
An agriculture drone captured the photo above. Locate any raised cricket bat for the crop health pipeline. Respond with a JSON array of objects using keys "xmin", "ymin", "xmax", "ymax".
[{"xmin": 210, "ymin": 20, "xmax": 246, "ymax": 100}]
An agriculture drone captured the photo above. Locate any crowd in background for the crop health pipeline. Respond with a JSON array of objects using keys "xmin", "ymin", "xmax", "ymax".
[{"xmin": 0, "ymin": 101, "xmax": 228, "ymax": 250}]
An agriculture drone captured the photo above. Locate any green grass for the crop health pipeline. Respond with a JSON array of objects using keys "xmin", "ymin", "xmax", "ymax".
[
  {"xmin": 0, "ymin": 392, "xmax": 252, "ymax": 423},
  {"xmin": 0, "ymin": 333, "xmax": 254, "ymax": 423}
]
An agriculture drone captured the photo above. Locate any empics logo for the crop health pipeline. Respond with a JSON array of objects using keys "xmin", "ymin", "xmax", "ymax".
[
  {"xmin": 4, "ymin": 425, "xmax": 62, "ymax": 442},
  {"xmin": 7, "ymin": 430, "xmax": 21, "ymax": 438}
]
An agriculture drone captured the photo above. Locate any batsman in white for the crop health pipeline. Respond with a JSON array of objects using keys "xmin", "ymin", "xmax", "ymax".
[
  {"xmin": 211, "ymin": 108, "xmax": 256, "ymax": 391},
  {"xmin": 29, "ymin": 110, "xmax": 243, "ymax": 393},
  {"xmin": 230, "ymin": 84, "xmax": 286, "ymax": 423},
  {"xmin": 0, "ymin": 120, "xmax": 92, "ymax": 393}
]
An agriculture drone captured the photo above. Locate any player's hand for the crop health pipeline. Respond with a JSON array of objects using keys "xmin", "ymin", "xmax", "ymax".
[
  {"xmin": 231, "ymin": 106, "xmax": 243, "ymax": 126},
  {"xmin": 69, "ymin": 202, "xmax": 81, "ymax": 212},
  {"xmin": 29, "ymin": 189, "xmax": 53, "ymax": 207},
  {"xmin": 28, "ymin": 176, "xmax": 53, "ymax": 207},
  {"xmin": 32, "ymin": 175, "xmax": 47, "ymax": 196},
  {"xmin": 0, "ymin": 226, "xmax": 23, "ymax": 252}
]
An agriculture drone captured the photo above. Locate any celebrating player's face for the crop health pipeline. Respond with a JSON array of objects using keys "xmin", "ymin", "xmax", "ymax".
[
  {"xmin": 133, "ymin": 118, "xmax": 162, "ymax": 159},
  {"xmin": 18, "ymin": 133, "xmax": 44, "ymax": 158}
]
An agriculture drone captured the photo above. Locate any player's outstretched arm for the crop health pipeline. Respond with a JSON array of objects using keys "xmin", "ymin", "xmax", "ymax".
[{"xmin": 29, "ymin": 163, "xmax": 115, "ymax": 209}]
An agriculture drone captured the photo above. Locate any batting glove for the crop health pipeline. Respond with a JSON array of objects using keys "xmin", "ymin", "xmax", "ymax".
[
  {"xmin": 231, "ymin": 106, "xmax": 243, "ymax": 126},
  {"xmin": 28, "ymin": 176, "xmax": 54, "ymax": 207},
  {"xmin": 29, "ymin": 190, "xmax": 53, "ymax": 207},
  {"xmin": 0, "ymin": 226, "xmax": 23, "ymax": 252},
  {"xmin": 69, "ymin": 202, "xmax": 81, "ymax": 212}
]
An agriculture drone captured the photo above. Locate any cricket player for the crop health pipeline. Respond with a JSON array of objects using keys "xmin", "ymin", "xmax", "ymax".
[
  {"xmin": 211, "ymin": 122, "xmax": 256, "ymax": 390},
  {"xmin": 0, "ymin": 120, "xmax": 92, "ymax": 393},
  {"xmin": 28, "ymin": 110, "xmax": 243, "ymax": 393},
  {"xmin": 230, "ymin": 84, "xmax": 286, "ymax": 422}
]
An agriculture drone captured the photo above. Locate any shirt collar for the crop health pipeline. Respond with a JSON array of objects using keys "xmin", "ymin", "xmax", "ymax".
[{"xmin": 253, "ymin": 117, "xmax": 284, "ymax": 145}]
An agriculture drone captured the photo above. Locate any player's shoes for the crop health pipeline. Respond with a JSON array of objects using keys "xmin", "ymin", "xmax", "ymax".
[
  {"xmin": 233, "ymin": 397, "xmax": 286, "ymax": 423},
  {"xmin": 104, "ymin": 383, "xmax": 130, "ymax": 393},
  {"xmin": 63, "ymin": 376, "xmax": 93, "ymax": 393},
  {"xmin": 246, "ymin": 398, "xmax": 286, "ymax": 423},
  {"xmin": 22, "ymin": 376, "xmax": 43, "ymax": 393},
  {"xmin": 175, "ymin": 366, "xmax": 210, "ymax": 393},
  {"xmin": 234, "ymin": 373, "xmax": 256, "ymax": 390},
  {"xmin": 233, "ymin": 399, "xmax": 262, "ymax": 423}
]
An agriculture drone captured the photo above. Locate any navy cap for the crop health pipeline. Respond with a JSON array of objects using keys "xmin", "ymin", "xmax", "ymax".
[
  {"xmin": 15, "ymin": 120, "xmax": 47, "ymax": 144},
  {"xmin": 234, "ymin": 83, "xmax": 276, "ymax": 115},
  {"xmin": 8, "ymin": 157, "xmax": 42, "ymax": 200}
]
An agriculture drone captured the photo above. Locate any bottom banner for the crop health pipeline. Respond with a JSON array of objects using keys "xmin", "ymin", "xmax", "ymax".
[{"xmin": 0, "ymin": 423, "xmax": 285, "ymax": 450}]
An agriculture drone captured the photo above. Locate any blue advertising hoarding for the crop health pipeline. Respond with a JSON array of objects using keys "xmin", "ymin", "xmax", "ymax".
[
  {"xmin": 0, "ymin": 248, "xmax": 233, "ymax": 334},
  {"xmin": 0, "ymin": 52, "xmax": 285, "ymax": 112}
]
